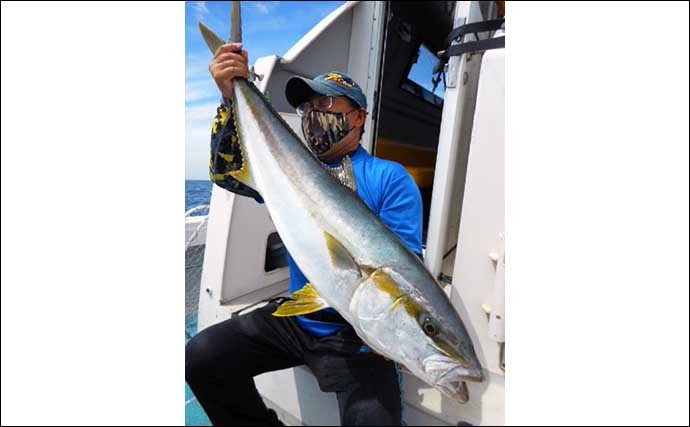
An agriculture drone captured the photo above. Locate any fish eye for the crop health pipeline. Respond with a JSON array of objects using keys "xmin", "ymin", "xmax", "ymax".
[{"xmin": 422, "ymin": 318, "xmax": 438, "ymax": 337}]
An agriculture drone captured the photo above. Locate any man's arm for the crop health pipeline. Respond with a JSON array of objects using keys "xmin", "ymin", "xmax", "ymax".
[
  {"xmin": 207, "ymin": 42, "xmax": 263, "ymax": 202},
  {"xmin": 209, "ymin": 99, "xmax": 263, "ymax": 203},
  {"xmin": 378, "ymin": 163, "xmax": 425, "ymax": 257}
]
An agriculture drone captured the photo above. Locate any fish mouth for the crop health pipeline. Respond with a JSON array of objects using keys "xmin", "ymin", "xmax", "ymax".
[
  {"xmin": 461, "ymin": 369, "xmax": 484, "ymax": 383},
  {"xmin": 438, "ymin": 364, "xmax": 484, "ymax": 384},
  {"xmin": 435, "ymin": 367, "xmax": 483, "ymax": 403},
  {"xmin": 423, "ymin": 355, "xmax": 484, "ymax": 402},
  {"xmin": 439, "ymin": 379, "xmax": 470, "ymax": 403}
]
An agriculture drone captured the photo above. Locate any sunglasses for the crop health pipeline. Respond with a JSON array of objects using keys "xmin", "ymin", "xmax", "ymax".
[{"xmin": 296, "ymin": 96, "xmax": 337, "ymax": 116}]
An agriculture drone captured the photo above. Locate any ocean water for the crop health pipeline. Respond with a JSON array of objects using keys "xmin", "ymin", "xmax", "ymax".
[{"xmin": 185, "ymin": 180, "xmax": 213, "ymax": 214}]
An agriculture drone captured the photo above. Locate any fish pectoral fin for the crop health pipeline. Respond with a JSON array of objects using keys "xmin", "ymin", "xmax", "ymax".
[
  {"xmin": 324, "ymin": 231, "xmax": 361, "ymax": 275},
  {"xmin": 272, "ymin": 283, "xmax": 330, "ymax": 317}
]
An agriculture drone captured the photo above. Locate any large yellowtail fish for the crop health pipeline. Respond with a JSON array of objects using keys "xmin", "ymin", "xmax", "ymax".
[{"xmin": 199, "ymin": 1, "xmax": 483, "ymax": 402}]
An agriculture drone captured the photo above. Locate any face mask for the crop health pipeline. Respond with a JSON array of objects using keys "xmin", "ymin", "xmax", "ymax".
[{"xmin": 301, "ymin": 110, "xmax": 351, "ymax": 156}]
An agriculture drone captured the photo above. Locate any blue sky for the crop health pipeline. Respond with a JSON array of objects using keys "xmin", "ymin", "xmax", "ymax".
[{"xmin": 185, "ymin": 1, "xmax": 346, "ymax": 180}]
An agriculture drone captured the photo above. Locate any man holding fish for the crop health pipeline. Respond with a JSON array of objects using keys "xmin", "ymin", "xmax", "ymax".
[
  {"xmin": 187, "ymin": 3, "xmax": 483, "ymax": 424},
  {"xmin": 186, "ymin": 41, "xmax": 424, "ymax": 427}
]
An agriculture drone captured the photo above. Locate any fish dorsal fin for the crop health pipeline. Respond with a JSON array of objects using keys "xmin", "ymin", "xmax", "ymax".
[{"xmin": 272, "ymin": 283, "xmax": 329, "ymax": 317}]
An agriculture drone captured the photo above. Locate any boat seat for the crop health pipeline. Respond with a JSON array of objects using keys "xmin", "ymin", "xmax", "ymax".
[
  {"xmin": 404, "ymin": 166, "xmax": 435, "ymax": 188},
  {"xmin": 374, "ymin": 138, "xmax": 437, "ymax": 188}
]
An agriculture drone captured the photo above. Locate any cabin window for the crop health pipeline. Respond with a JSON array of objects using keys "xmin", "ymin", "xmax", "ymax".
[
  {"xmin": 402, "ymin": 43, "xmax": 445, "ymax": 106},
  {"xmin": 264, "ymin": 232, "xmax": 288, "ymax": 272}
]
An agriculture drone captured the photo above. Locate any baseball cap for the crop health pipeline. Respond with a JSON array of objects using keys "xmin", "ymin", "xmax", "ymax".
[{"xmin": 285, "ymin": 71, "xmax": 367, "ymax": 110}]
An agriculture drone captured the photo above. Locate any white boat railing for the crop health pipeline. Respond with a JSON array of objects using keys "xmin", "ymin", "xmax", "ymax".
[{"xmin": 185, "ymin": 205, "xmax": 210, "ymax": 250}]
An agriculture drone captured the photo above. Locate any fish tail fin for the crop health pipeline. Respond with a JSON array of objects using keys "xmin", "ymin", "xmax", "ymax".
[
  {"xmin": 198, "ymin": 1, "xmax": 242, "ymax": 53},
  {"xmin": 230, "ymin": 1, "xmax": 242, "ymax": 44},
  {"xmin": 198, "ymin": 21, "xmax": 225, "ymax": 55}
]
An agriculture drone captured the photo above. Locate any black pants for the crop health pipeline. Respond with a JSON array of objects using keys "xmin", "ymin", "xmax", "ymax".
[{"xmin": 185, "ymin": 300, "xmax": 403, "ymax": 426}]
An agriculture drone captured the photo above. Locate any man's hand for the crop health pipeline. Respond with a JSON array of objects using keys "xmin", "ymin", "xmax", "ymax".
[{"xmin": 209, "ymin": 43, "xmax": 249, "ymax": 99}]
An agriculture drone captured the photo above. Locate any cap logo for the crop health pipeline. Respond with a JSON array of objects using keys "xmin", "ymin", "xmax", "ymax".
[{"xmin": 324, "ymin": 73, "xmax": 354, "ymax": 89}]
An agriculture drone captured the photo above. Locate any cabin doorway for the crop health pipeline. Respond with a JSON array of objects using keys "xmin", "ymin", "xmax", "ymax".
[{"xmin": 371, "ymin": 1, "xmax": 457, "ymax": 246}]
